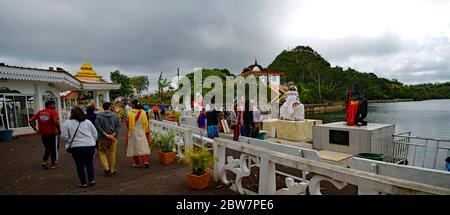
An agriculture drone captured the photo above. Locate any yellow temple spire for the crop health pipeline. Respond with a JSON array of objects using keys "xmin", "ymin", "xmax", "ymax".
[{"xmin": 74, "ymin": 62, "xmax": 105, "ymax": 83}]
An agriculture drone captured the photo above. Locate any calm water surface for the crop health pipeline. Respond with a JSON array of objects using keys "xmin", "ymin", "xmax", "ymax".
[{"xmin": 306, "ymin": 99, "xmax": 450, "ymax": 140}]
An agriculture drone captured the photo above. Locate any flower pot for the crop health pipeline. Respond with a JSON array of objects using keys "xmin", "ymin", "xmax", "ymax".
[
  {"xmin": 186, "ymin": 171, "xmax": 210, "ymax": 190},
  {"xmin": 159, "ymin": 151, "xmax": 176, "ymax": 165},
  {"xmin": 0, "ymin": 130, "xmax": 13, "ymax": 142}
]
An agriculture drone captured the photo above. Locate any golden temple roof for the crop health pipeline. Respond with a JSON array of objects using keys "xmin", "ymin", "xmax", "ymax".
[{"xmin": 75, "ymin": 62, "xmax": 105, "ymax": 83}]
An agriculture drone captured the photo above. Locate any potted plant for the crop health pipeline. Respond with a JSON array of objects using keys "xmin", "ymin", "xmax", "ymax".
[
  {"xmin": 182, "ymin": 146, "xmax": 214, "ymax": 190},
  {"xmin": 0, "ymin": 115, "xmax": 13, "ymax": 142},
  {"xmin": 151, "ymin": 132, "xmax": 177, "ymax": 165}
]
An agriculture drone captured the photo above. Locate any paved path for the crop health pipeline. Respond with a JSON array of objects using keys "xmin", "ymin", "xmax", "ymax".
[{"xmin": 0, "ymin": 126, "xmax": 234, "ymax": 195}]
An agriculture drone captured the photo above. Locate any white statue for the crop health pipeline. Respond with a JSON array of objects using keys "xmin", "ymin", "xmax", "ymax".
[
  {"xmin": 193, "ymin": 92, "xmax": 203, "ymax": 111},
  {"xmin": 280, "ymin": 86, "xmax": 305, "ymax": 121}
]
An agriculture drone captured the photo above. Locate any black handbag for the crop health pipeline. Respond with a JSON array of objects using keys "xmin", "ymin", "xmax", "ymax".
[{"xmin": 66, "ymin": 122, "xmax": 81, "ymax": 153}]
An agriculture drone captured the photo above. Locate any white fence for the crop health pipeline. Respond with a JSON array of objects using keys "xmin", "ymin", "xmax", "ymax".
[
  {"xmin": 214, "ymin": 137, "xmax": 450, "ymax": 195},
  {"xmin": 392, "ymin": 132, "xmax": 450, "ymax": 171},
  {"xmin": 149, "ymin": 120, "xmax": 450, "ymax": 195}
]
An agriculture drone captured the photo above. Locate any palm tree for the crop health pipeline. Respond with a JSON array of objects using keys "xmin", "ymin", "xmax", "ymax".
[{"xmin": 157, "ymin": 72, "xmax": 171, "ymax": 103}]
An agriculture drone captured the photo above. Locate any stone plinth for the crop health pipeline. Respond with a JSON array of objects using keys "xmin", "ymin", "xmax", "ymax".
[
  {"xmin": 262, "ymin": 119, "xmax": 322, "ymax": 142},
  {"xmin": 313, "ymin": 122, "xmax": 395, "ymax": 155}
]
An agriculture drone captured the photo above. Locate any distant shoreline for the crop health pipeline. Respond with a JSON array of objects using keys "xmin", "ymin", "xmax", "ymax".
[
  {"xmin": 368, "ymin": 98, "xmax": 414, "ymax": 104},
  {"xmin": 304, "ymin": 98, "xmax": 414, "ymax": 113}
]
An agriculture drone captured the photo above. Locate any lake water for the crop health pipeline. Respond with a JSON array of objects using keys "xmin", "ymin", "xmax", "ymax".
[{"xmin": 306, "ymin": 99, "xmax": 450, "ymax": 140}]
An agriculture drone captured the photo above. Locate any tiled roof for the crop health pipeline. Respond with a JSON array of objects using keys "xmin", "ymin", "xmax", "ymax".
[
  {"xmin": 0, "ymin": 62, "xmax": 78, "ymax": 80},
  {"xmin": 0, "ymin": 62, "xmax": 121, "ymax": 90}
]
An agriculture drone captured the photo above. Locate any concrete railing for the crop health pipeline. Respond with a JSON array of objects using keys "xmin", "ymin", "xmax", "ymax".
[
  {"xmin": 348, "ymin": 157, "xmax": 450, "ymax": 189},
  {"xmin": 149, "ymin": 119, "xmax": 193, "ymax": 157},
  {"xmin": 149, "ymin": 120, "xmax": 213, "ymax": 158},
  {"xmin": 150, "ymin": 120, "xmax": 450, "ymax": 195},
  {"xmin": 213, "ymin": 137, "xmax": 450, "ymax": 195}
]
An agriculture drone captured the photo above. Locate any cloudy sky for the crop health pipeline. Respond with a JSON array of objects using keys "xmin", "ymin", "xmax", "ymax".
[{"xmin": 1, "ymin": 0, "xmax": 449, "ymax": 91}]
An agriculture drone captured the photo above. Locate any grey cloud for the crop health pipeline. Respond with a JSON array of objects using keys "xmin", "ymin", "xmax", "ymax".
[
  {"xmin": 0, "ymin": 0, "xmax": 281, "ymax": 77},
  {"xmin": 0, "ymin": 0, "xmax": 449, "ymax": 86},
  {"xmin": 302, "ymin": 33, "xmax": 406, "ymax": 62}
]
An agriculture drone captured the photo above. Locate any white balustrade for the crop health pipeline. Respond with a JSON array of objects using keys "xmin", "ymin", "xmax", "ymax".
[
  {"xmin": 213, "ymin": 137, "xmax": 450, "ymax": 195},
  {"xmin": 149, "ymin": 120, "xmax": 450, "ymax": 195},
  {"xmin": 149, "ymin": 119, "xmax": 193, "ymax": 157}
]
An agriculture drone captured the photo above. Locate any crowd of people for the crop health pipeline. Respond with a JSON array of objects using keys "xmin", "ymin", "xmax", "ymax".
[
  {"xmin": 27, "ymin": 98, "xmax": 264, "ymax": 188},
  {"xmin": 29, "ymin": 100, "xmax": 155, "ymax": 188},
  {"xmin": 123, "ymin": 102, "xmax": 168, "ymax": 121},
  {"xmin": 197, "ymin": 100, "xmax": 263, "ymax": 141}
]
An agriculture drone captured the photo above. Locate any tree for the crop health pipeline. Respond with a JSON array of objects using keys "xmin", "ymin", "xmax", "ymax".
[
  {"xmin": 130, "ymin": 76, "xmax": 149, "ymax": 94},
  {"xmin": 157, "ymin": 72, "xmax": 171, "ymax": 103},
  {"xmin": 110, "ymin": 70, "xmax": 133, "ymax": 100}
]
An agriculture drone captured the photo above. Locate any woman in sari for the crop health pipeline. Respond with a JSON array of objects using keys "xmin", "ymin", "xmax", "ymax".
[{"xmin": 126, "ymin": 100, "xmax": 151, "ymax": 168}]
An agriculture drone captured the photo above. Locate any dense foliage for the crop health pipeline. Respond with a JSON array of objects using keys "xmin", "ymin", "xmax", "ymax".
[
  {"xmin": 130, "ymin": 76, "xmax": 149, "ymax": 94},
  {"xmin": 110, "ymin": 70, "xmax": 133, "ymax": 99}
]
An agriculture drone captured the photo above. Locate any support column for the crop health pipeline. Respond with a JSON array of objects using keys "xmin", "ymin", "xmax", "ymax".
[
  {"xmin": 258, "ymin": 155, "xmax": 276, "ymax": 195},
  {"xmin": 34, "ymin": 84, "xmax": 43, "ymax": 111},
  {"xmin": 213, "ymin": 140, "xmax": 226, "ymax": 182},
  {"xmin": 56, "ymin": 96, "xmax": 62, "ymax": 122}
]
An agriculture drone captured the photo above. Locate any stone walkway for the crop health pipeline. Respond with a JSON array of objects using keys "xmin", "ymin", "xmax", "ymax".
[{"xmin": 0, "ymin": 126, "xmax": 234, "ymax": 195}]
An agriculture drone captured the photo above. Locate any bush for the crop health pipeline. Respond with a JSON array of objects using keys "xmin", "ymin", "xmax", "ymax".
[
  {"xmin": 151, "ymin": 132, "xmax": 177, "ymax": 153},
  {"xmin": 182, "ymin": 147, "xmax": 214, "ymax": 176}
]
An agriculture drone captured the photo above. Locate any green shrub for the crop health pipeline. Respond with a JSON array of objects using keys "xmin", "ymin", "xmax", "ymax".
[
  {"xmin": 182, "ymin": 147, "xmax": 214, "ymax": 176},
  {"xmin": 151, "ymin": 132, "xmax": 177, "ymax": 153}
]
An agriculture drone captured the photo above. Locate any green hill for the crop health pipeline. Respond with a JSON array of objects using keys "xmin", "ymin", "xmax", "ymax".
[
  {"xmin": 266, "ymin": 46, "xmax": 450, "ymax": 103},
  {"xmin": 181, "ymin": 46, "xmax": 450, "ymax": 104}
]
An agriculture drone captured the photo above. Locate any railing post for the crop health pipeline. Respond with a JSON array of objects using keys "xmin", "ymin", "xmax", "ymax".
[
  {"xmin": 258, "ymin": 155, "xmax": 276, "ymax": 195},
  {"xmin": 214, "ymin": 140, "xmax": 225, "ymax": 182},
  {"xmin": 424, "ymin": 139, "xmax": 438, "ymax": 169},
  {"xmin": 184, "ymin": 130, "xmax": 193, "ymax": 152}
]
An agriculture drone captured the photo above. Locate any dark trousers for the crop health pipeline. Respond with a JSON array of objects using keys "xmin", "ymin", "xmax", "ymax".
[
  {"xmin": 240, "ymin": 124, "xmax": 252, "ymax": 137},
  {"xmin": 232, "ymin": 125, "xmax": 240, "ymax": 141},
  {"xmin": 41, "ymin": 135, "xmax": 58, "ymax": 164},
  {"xmin": 71, "ymin": 146, "xmax": 96, "ymax": 185},
  {"xmin": 153, "ymin": 112, "xmax": 159, "ymax": 120}
]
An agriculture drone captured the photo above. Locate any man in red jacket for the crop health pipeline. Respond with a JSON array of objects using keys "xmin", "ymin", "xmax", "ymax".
[{"xmin": 29, "ymin": 101, "xmax": 61, "ymax": 169}]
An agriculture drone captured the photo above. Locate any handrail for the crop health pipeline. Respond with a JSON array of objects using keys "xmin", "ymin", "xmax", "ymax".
[
  {"xmin": 150, "ymin": 119, "xmax": 450, "ymax": 195},
  {"xmin": 214, "ymin": 137, "xmax": 450, "ymax": 195},
  {"xmin": 393, "ymin": 134, "xmax": 450, "ymax": 142}
]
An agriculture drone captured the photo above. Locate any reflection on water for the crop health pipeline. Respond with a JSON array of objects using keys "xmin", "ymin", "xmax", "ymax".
[{"xmin": 306, "ymin": 99, "xmax": 450, "ymax": 140}]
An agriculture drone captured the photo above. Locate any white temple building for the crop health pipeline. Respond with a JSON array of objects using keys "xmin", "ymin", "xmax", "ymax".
[{"xmin": 0, "ymin": 62, "xmax": 120, "ymax": 135}]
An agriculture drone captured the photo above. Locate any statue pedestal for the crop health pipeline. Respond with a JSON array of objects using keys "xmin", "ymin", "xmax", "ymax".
[
  {"xmin": 263, "ymin": 119, "xmax": 322, "ymax": 142},
  {"xmin": 313, "ymin": 122, "xmax": 395, "ymax": 155}
]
